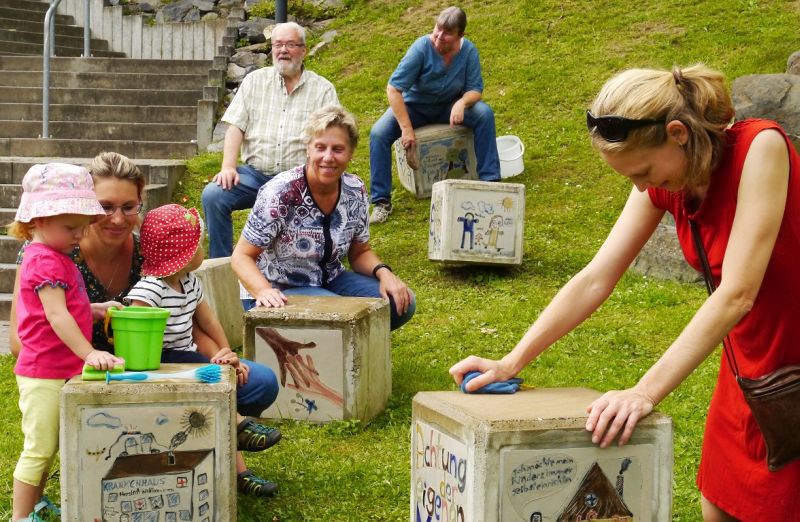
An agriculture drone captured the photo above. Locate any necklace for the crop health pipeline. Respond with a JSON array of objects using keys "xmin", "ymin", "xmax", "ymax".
[{"xmin": 83, "ymin": 241, "xmax": 129, "ymax": 298}]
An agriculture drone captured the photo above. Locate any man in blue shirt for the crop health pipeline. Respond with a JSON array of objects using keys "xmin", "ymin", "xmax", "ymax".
[{"xmin": 368, "ymin": 6, "xmax": 501, "ymax": 224}]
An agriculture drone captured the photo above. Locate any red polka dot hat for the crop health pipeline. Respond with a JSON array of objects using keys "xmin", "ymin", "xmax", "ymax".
[{"xmin": 140, "ymin": 204, "xmax": 203, "ymax": 277}]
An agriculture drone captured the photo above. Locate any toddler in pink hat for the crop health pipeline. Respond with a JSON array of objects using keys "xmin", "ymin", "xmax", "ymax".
[{"xmin": 8, "ymin": 163, "xmax": 124, "ymax": 522}]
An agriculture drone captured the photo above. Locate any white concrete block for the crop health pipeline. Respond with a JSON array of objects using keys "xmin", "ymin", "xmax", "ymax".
[
  {"xmin": 194, "ymin": 257, "xmax": 242, "ymax": 349},
  {"xmin": 111, "ymin": 7, "xmax": 122, "ymax": 53},
  {"xmin": 411, "ymin": 389, "xmax": 673, "ymax": 522},
  {"xmin": 429, "ymin": 179, "xmax": 525, "ymax": 266},
  {"xmin": 60, "ymin": 364, "xmax": 237, "ymax": 521},
  {"xmin": 243, "ymin": 295, "xmax": 391, "ymax": 423},
  {"xmin": 394, "ymin": 124, "xmax": 478, "ymax": 198},
  {"xmin": 131, "ymin": 16, "xmax": 142, "ymax": 59},
  {"xmin": 122, "ymin": 17, "xmax": 132, "ymax": 58}
]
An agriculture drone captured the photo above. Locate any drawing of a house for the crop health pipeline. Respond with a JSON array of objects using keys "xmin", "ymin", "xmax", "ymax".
[
  {"xmin": 556, "ymin": 462, "xmax": 633, "ymax": 522},
  {"xmin": 100, "ymin": 450, "xmax": 214, "ymax": 522}
]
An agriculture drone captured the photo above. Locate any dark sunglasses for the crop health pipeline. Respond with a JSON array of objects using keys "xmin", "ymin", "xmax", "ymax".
[{"xmin": 586, "ymin": 110, "xmax": 664, "ymax": 142}]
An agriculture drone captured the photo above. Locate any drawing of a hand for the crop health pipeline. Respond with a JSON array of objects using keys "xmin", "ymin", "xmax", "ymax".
[
  {"xmin": 285, "ymin": 354, "xmax": 343, "ymax": 407},
  {"xmin": 255, "ymin": 327, "xmax": 318, "ymax": 386}
]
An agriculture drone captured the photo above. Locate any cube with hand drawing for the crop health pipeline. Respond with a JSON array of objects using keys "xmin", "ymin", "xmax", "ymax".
[{"xmin": 243, "ymin": 295, "xmax": 391, "ymax": 423}]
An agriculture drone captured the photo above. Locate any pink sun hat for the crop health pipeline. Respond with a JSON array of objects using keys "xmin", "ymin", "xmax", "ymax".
[
  {"xmin": 15, "ymin": 163, "xmax": 106, "ymax": 223},
  {"xmin": 140, "ymin": 204, "xmax": 204, "ymax": 277}
]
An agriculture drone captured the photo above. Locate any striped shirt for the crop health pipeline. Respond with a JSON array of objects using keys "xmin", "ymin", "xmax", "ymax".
[
  {"xmin": 125, "ymin": 274, "xmax": 204, "ymax": 352},
  {"xmin": 222, "ymin": 67, "xmax": 339, "ymax": 174}
]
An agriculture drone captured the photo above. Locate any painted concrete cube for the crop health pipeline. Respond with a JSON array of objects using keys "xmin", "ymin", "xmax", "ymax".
[
  {"xmin": 243, "ymin": 295, "xmax": 391, "ymax": 423},
  {"xmin": 411, "ymin": 389, "xmax": 673, "ymax": 522},
  {"xmin": 60, "ymin": 364, "xmax": 237, "ymax": 522},
  {"xmin": 395, "ymin": 124, "xmax": 478, "ymax": 199},
  {"xmin": 429, "ymin": 179, "xmax": 525, "ymax": 265}
]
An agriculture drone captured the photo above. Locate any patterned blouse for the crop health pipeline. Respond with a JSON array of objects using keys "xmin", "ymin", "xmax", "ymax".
[
  {"xmin": 241, "ymin": 165, "xmax": 370, "ymax": 294},
  {"xmin": 71, "ymin": 235, "xmax": 144, "ymax": 352}
]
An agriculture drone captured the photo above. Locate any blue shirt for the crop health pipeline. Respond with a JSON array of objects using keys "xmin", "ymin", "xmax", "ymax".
[
  {"xmin": 241, "ymin": 165, "xmax": 370, "ymax": 292},
  {"xmin": 389, "ymin": 35, "xmax": 484, "ymax": 106}
]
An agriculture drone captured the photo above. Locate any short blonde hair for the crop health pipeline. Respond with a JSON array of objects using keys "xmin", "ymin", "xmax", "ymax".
[
  {"xmin": 303, "ymin": 105, "xmax": 359, "ymax": 150},
  {"xmin": 6, "ymin": 221, "xmax": 34, "ymax": 241},
  {"xmin": 89, "ymin": 152, "xmax": 145, "ymax": 198},
  {"xmin": 589, "ymin": 64, "xmax": 734, "ymax": 189}
]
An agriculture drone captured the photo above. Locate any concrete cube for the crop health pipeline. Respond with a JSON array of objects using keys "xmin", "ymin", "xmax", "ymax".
[
  {"xmin": 194, "ymin": 256, "xmax": 243, "ymax": 349},
  {"xmin": 243, "ymin": 295, "xmax": 391, "ymax": 423},
  {"xmin": 429, "ymin": 179, "xmax": 525, "ymax": 266},
  {"xmin": 411, "ymin": 389, "xmax": 673, "ymax": 522},
  {"xmin": 60, "ymin": 364, "xmax": 237, "ymax": 522},
  {"xmin": 395, "ymin": 124, "xmax": 478, "ymax": 199}
]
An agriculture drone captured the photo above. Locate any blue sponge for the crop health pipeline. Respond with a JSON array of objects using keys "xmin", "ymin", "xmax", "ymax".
[{"xmin": 460, "ymin": 370, "xmax": 523, "ymax": 394}]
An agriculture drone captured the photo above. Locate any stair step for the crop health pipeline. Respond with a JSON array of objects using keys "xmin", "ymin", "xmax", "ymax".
[
  {"xmin": 0, "ymin": 28, "xmax": 109, "ymax": 50},
  {"xmin": 0, "ymin": 70, "xmax": 208, "ymax": 90},
  {"xmin": 0, "ymin": 18, "xmax": 87, "ymax": 37},
  {"xmin": 0, "ymin": 6, "xmax": 73, "ymax": 25},
  {"xmin": 0, "ymin": 56, "xmax": 213, "ymax": 75},
  {"xmin": 0, "ymin": 0, "xmax": 50, "ymax": 13},
  {"xmin": 0, "ymin": 236, "xmax": 22, "ymax": 264},
  {"xmin": 0, "ymin": 86, "xmax": 203, "ymax": 106},
  {"xmin": 0, "ymin": 262, "xmax": 15, "ymax": 293},
  {"xmin": 0, "ymin": 103, "xmax": 197, "ymax": 124},
  {"xmin": 0, "ymin": 296, "xmax": 11, "ymax": 323},
  {"xmin": 0, "ymin": 121, "xmax": 197, "ymax": 142},
  {"xmin": 0, "ymin": 39, "xmax": 126, "ymax": 57},
  {"xmin": 0, "ymin": 138, "xmax": 197, "ymax": 159},
  {"xmin": 0, "ymin": 157, "xmax": 185, "ymax": 192}
]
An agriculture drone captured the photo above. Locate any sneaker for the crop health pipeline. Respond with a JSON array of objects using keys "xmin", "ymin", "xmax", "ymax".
[
  {"xmin": 237, "ymin": 418, "xmax": 281, "ymax": 452},
  {"xmin": 237, "ymin": 471, "xmax": 278, "ymax": 498},
  {"xmin": 18, "ymin": 513, "xmax": 45, "ymax": 522},
  {"xmin": 369, "ymin": 201, "xmax": 393, "ymax": 224}
]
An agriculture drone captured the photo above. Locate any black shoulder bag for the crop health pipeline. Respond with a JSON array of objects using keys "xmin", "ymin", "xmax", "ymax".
[{"xmin": 691, "ymin": 219, "xmax": 800, "ymax": 471}]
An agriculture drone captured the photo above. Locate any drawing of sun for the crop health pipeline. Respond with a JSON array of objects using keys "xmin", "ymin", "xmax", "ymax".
[
  {"xmin": 180, "ymin": 408, "xmax": 213, "ymax": 438},
  {"xmin": 501, "ymin": 197, "xmax": 514, "ymax": 211}
]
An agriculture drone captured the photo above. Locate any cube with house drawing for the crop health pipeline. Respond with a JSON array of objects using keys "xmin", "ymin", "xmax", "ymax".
[
  {"xmin": 429, "ymin": 179, "xmax": 525, "ymax": 265},
  {"xmin": 395, "ymin": 124, "xmax": 478, "ymax": 198},
  {"xmin": 60, "ymin": 364, "xmax": 237, "ymax": 522},
  {"xmin": 243, "ymin": 295, "xmax": 391, "ymax": 423},
  {"xmin": 411, "ymin": 389, "xmax": 672, "ymax": 522}
]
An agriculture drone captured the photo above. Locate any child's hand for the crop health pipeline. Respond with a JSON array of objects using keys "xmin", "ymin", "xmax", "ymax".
[
  {"xmin": 85, "ymin": 349, "xmax": 124, "ymax": 370},
  {"xmin": 91, "ymin": 301, "xmax": 124, "ymax": 321}
]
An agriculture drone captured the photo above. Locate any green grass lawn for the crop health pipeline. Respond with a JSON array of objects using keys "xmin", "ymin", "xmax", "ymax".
[{"xmin": 2, "ymin": 0, "xmax": 799, "ymax": 520}]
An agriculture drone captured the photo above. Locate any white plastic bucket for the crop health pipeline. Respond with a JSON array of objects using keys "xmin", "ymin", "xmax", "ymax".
[{"xmin": 496, "ymin": 135, "xmax": 525, "ymax": 178}]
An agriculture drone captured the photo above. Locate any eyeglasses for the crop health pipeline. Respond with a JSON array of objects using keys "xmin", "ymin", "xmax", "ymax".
[
  {"xmin": 586, "ymin": 110, "xmax": 664, "ymax": 142},
  {"xmin": 272, "ymin": 42, "xmax": 305, "ymax": 50},
  {"xmin": 101, "ymin": 203, "xmax": 142, "ymax": 216}
]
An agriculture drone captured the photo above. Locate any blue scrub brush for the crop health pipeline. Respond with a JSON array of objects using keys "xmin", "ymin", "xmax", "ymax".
[{"xmin": 105, "ymin": 365, "xmax": 222, "ymax": 384}]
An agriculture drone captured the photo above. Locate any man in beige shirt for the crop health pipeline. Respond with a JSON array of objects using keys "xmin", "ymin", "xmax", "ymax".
[{"xmin": 202, "ymin": 22, "xmax": 339, "ymax": 258}]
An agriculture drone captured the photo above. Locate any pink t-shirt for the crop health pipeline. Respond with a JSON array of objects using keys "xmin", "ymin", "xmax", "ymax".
[{"xmin": 15, "ymin": 242, "xmax": 90, "ymax": 379}]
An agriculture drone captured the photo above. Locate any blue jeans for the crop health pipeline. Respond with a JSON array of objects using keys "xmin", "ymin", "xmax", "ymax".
[
  {"xmin": 201, "ymin": 164, "xmax": 275, "ymax": 258},
  {"xmin": 161, "ymin": 349, "xmax": 279, "ymax": 418},
  {"xmin": 368, "ymin": 101, "xmax": 501, "ymax": 203},
  {"xmin": 242, "ymin": 270, "xmax": 416, "ymax": 331}
]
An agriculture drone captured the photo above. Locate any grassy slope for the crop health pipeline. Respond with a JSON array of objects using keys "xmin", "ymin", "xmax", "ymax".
[{"xmin": 1, "ymin": 0, "xmax": 798, "ymax": 520}]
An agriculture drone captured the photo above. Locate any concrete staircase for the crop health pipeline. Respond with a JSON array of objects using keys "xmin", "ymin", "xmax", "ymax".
[{"xmin": 0, "ymin": 0, "xmax": 229, "ymax": 325}]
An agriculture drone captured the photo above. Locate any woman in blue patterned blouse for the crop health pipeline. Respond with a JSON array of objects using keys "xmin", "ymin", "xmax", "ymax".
[{"xmin": 232, "ymin": 105, "xmax": 416, "ymax": 331}]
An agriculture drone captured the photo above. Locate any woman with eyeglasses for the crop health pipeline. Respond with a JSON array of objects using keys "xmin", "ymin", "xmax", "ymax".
[{"xmin": 450, "ymin": 64, "xmax": 800, "ymax": 520}]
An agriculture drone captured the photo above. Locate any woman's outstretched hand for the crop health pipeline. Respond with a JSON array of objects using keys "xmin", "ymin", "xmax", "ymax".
[
  {"xmin": 449, "ymin": 355, "xmax": 517, "ymax": 392},
  {"xmin": 585, "ymin": 388, "xmax": 655, "ymax": 448}
]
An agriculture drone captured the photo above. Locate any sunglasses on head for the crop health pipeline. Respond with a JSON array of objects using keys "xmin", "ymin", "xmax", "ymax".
[{"xmin": 586, "ymin": 110, "xmax": 664, "ymax": 142}]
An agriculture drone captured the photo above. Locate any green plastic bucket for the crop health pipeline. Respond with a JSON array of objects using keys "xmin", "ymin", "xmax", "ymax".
[{"xmin": 106, "ymin": 306, "xmax": 170, "ymax": 371}]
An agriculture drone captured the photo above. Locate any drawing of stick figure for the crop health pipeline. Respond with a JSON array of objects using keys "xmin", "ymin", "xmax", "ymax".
[
  {"xmin": 457, "ymin": 212, "xmax": 478, "ymax": 249},
  {"xmin": 486, "ymin": 215, "xmax": 504, "ymax": 251}
]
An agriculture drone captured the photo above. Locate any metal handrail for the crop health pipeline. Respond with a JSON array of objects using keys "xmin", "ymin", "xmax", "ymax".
[{"xmin": 42, "ymin": 0, "xmax": 91, "ymax": 139}]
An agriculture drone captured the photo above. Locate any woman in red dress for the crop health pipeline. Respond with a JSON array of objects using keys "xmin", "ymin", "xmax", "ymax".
[{"xmin": 450, "ymin": 64, "xmax": 800, "ymax": 520}]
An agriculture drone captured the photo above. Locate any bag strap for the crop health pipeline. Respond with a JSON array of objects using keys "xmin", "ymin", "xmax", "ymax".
[{"xmin": 689, "ymin": 219, "xmax": 742, "ymax": 377}]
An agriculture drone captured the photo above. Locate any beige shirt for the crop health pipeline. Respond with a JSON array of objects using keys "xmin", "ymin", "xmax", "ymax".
[{"xmin": 222, "ymin": 67, "xmax": 339, "ymax": 174}]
